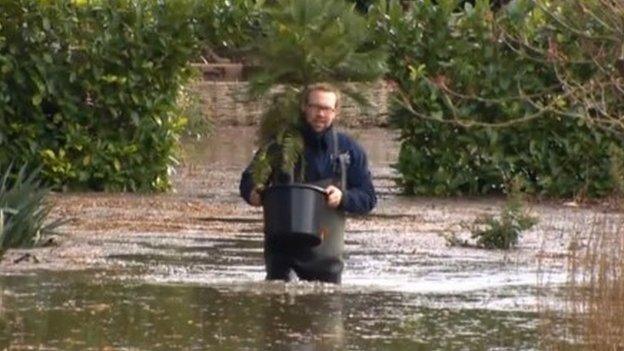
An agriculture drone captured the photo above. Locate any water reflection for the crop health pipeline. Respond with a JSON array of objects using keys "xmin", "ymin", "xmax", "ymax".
[
  {"xmin": 0, "ymin": 273, "xmax": 345, "ymax": 350},
  {"xmin": 0, "ymin": 272, "xmax": 542, "ymax": 350},
  {"xmin": 0, "ymin": 126, "xmax": 580, "ymax": 349},
  {"xmin": 257, "ymin": 292, "xmax": 345, "ymax": 351}
]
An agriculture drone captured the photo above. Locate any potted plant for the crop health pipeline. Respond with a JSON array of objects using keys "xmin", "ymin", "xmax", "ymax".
[{"xmin": 246, "ymin": 0, "xmax": 387, "ymax": 244}]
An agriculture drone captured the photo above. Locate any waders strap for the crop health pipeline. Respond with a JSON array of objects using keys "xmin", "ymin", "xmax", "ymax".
[{"xmin": 331, "ymin": 129, "xmax": 347, "ymax": 193}]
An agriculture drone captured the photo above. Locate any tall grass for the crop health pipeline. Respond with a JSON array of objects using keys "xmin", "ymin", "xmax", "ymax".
[
  {"xmin": 540, "ymin": 215, "xmax": 624, "ymax": 349},
  {"xmin": 0, "ymin": 164, "xmax": 64, "ymax": 257}
]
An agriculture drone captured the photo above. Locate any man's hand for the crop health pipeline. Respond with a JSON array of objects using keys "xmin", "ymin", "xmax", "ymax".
[
  {"xmin": 325, "ymin": 185, "xmax": 343, "ymax": 209},
  {"xmin": 249, "ymin": 188, "xmax": 263, "ymax": 207}
]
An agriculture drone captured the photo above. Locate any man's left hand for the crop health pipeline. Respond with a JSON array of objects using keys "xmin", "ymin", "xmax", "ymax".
[{"xmin": 325, "ymin": 185, "xmax": 343, "ymax": 209}]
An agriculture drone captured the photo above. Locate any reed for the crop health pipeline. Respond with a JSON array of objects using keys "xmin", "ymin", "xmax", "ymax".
[{"xmin": 539, "ymin": 215, "xmax": 624, "ymax": 350}]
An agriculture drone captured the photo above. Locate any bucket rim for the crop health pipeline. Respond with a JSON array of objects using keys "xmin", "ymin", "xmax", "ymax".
[{"xmin": 265, "ymin": 183, "xmax": 326, "ymax": 194}]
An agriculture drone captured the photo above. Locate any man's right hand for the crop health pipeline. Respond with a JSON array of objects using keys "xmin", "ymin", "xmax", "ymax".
[{"xmin": 249, "ymin": 188, "xmax": 262, "ymax": 207}]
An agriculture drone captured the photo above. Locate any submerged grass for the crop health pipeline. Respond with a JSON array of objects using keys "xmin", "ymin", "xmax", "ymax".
[{"xmin": 540, "ymin": 215, "xmax": 624, "ymax": 349}]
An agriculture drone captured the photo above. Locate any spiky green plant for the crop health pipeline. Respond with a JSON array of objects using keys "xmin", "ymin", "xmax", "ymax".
[
  {"xmin": 248, "ymin": 0, "xmax": 387, "ymax": 98},
  {"xmin": 0, "ymin": 164, "xmax": 64, "ymax": 257},
  {"xmin": 469, "ymin": 198, "xmax": 537, "ymax": 250},
  {"xmin": 470, "ymin": 181, "xmax": 538, "ymax": 250},
  {"xmin": 250, "ymin": 88, "xmax": 305, "ymax": 186},
  {"xmin": 444, "ymin": 179, "xmax": 538, "ymax": 249},
  {"xmin": 248, "ymin": 0, "xmax": 387, "ymax": 185}
]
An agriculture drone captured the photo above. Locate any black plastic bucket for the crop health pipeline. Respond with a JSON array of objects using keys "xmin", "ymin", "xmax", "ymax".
[{"xmin": 262, "ymin": 184, "xmax": 328, "ymax": 247}]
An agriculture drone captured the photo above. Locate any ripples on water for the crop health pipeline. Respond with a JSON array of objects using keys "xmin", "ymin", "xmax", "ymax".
[
  {"xmin": 0, "ymin": 128, "xmax": 575, "ymax": 349},
  {"xmin": 0, "ymin": 271, "xmax": 543, "ymax": 350},
  {"xmin": 0, "ymin": 229, "xmax": 563, "ymax": 350}
]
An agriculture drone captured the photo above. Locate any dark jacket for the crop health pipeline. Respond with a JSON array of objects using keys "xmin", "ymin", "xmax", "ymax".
[{"xmin": 239, "ymin": 124, "xmax": 376, "ymax": 214}]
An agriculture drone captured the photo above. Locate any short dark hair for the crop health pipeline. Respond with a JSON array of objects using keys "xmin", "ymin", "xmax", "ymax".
[{"xmin": 300, "ymin": 83, "xmax": 341, "ymax": 112}]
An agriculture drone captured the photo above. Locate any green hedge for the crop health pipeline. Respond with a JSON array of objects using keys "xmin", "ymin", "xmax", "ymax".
[
  {"xmin": 382, "ymin": 0, "xmax": 623, "ymax": 197},
  {"xmin": 191, "ymin": 0, "xmax": 261, "ymax": 61},
  {"xmin": 0, "ymin": 0, "xmax": 200, "ymax": 191}
]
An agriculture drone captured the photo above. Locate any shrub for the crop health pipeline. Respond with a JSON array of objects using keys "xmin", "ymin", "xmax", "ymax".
[
  {"xmin": 0, "ymin": 0, "xmax": 201, "ymax": 191},
  {"xmin": 178, "ymin": 82, "xmax": 212, "ymax": 139},
  {"xmin": 468, "ymin": 194, "xmax": 537, "ymax": 250},
  {"xmin": 382, "ymin": 0, "xmax": 624, "ymax": 197},
  {"xmin": 444, "ymin": 181, "xmax": 537, "ymax": 250},
  {"xmin": 0, "ymin": 164, "xmax": 64, "ymax": 257},
  {"xmin": 191, "ymin": 0, "xmax": 263, "ymax": 61}
]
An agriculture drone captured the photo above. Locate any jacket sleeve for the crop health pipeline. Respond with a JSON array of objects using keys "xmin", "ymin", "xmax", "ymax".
[
  {"xmin": 339, "ymin": 142, "xmax": 376, "ymax": 214},
  {"xmin": 239, "ymin": 154, "xmax": 258, "ymax": 205}
]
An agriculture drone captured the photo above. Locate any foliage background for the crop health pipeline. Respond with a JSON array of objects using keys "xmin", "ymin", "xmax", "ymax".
[
  {"xmin": 191, "ymin": 0, "xmax": 262, "ymax": 62},
  {"xmin": 0, "ymin": 0, "xmax": 200, "ymax": 191},
  {"xmin": 380, "ymin": 0, "xmax": 624, "ymax": 197},
  {"xmin": 1, "ymin": 0, "xmax": 622, "ymax": 198}
]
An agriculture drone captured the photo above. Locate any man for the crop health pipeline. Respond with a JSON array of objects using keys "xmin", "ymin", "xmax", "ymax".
[{"xmin": 239, "ymin": 83, "xmax": 376, "ymax": 283}]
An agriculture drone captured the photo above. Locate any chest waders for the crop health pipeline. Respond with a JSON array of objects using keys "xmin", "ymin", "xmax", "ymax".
[{"xmin": 263, "ymin": 129, "xmax": 348, "ymax": 283}]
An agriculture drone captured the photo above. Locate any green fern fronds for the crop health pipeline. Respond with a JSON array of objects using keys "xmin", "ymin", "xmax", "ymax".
[
  {"xmin": 251, "ymin": 149, "xmax": 273, "ymax": 189},
  {"xmin": 280, "ymin": 130, "xmax": 304, "ymax": 174},
  {"xmin": 257, "ymin": 88, "xmax": 303, "ymax": 143}
]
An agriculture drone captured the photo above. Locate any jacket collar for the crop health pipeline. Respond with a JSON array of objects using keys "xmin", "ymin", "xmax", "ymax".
[{"xmin": 301, "ymin": 122, "xmax": 333, "ymax": 151}]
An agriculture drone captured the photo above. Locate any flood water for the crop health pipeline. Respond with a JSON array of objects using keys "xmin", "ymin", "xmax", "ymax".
[
  {"xmin": 0, "ymin": 271, "xmax": 542, "ymax": 350},
  {"xmin": 0, "ymin": 127, "xmax": 588, "ymax": 350}
]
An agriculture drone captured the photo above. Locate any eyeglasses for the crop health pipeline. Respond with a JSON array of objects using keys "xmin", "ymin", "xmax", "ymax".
[{"xmin": 306, "ymin": 103, "xmax": 336, "ymax": 113}]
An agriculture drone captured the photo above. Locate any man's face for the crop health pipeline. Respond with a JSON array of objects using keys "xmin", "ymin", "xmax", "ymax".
[{"xmin": 304, "ymin": 90, "xmax": 338, "ymax": 133}]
